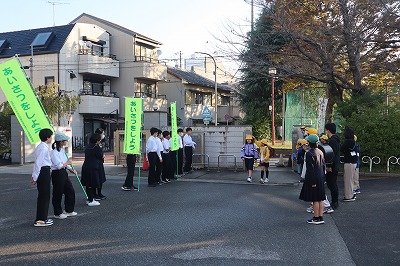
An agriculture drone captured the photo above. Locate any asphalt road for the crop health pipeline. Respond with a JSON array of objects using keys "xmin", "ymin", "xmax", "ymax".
[{"xmin": 0, "ymin": 172, "xmax": 399, "ymax": 265}]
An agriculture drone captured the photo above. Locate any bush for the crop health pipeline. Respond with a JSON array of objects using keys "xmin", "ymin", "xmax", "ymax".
[{"xmin": 337, "ymin": 91, "xmax": 400, "ymax": 164}]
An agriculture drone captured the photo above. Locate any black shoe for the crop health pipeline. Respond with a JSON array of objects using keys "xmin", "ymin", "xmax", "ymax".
[
  {"xmin": 95, "ymin": 194, "xmax": 107, "ymax": 200},
  {"xmin": 332, "ymin": 202, "xmax": 339, "ymax": 209},
  {"xmin": 121, "ymin": 186, "xmax": 133, "ymax": 191},
  {"xmin": 133, "ymin": 185, "xmax": 138, "ymax": 191}
]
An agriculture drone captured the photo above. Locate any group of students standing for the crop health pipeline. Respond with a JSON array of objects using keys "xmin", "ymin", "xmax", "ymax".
[
  {"xmin": 145, "ymin": 127, "xmax": 196, "ymax": 187},
  {"xmin": 297, "ymin": 123, "xmax": 361, "ymax": 225}
]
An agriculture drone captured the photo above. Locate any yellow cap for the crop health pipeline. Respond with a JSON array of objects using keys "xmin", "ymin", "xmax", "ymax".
[
  {"xmin": 320, "ymin": 135, "xmax": 328, "ymax": 141},
  {"xmin": 245, "ymin": 135, "xmax": 253, "ymax": 140},
  {"xmin": 354, "ymin": 135, "xmax": 357, "ymax": 141},
  {"xmin": 297, "ymin": 139, "xmax": 307, "ymax": 145},
  {"xmin": 306, "ymin": 127, "xmax": 318, "ymax": 135},
  {"xmin": 261, "ymin": 139, "xmax": 269, "ymax": 145}
]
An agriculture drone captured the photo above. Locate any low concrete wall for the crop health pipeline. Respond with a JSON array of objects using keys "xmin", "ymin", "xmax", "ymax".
[{"xmin": 189, "ymin": 125, "xmax": 252, "ymax": 169}]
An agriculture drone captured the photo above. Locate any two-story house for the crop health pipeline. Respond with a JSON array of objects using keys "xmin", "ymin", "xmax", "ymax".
[
  {"xmin": 158, "ymin": 67, "xmax": 241, "ymax": 126},
  {"xmin": 0, "ymin": 23, "xmax": 120, "ymax": 147}
]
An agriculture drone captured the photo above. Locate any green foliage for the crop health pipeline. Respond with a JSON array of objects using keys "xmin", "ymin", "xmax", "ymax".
[
  {"xmin": 337, "ymin": 91, "xmax": 400, "ymax": 163},
  {"xmin": 0, "ymin": 102, "xmax": 13, "ymax": 151},
  {"xmin": 0, "ymin": 84, "xmax": 80, "ymax": 150},
  {"xmin": 242, "ymin": 115, "xmax": 271, "ymax": 140}
]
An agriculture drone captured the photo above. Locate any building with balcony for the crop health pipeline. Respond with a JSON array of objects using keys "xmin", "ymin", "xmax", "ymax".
[
  {"xmin": 71, "ymin": 13, "xmax": 168, "ymax": 123},
  {"xmin": 158, "ymin": 67, "xmax": 242, "ymax": 126},
  {"xmin": 0, "ymin": 23, "xmax": 120, "ymax": 144}
]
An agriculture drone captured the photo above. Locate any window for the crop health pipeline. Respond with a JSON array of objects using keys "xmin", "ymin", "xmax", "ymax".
[
  {"xmin": 187, "ymin": 91, "xmax": 213, "ymax": 105},
  {"xmin": 220, "ymin": 96, "xmax": 230, "ymax": 106},
  {"xmin": 136, "ymin": 82, "xmax": 157, "ymax": 98},
  {"xmin": 0, "ymin": 39, "xmax": 8, "ymax": 53},
  {"xmin": 31, "ymin": 32, "xmax": 54, "ymax": 48},
  {"xmin": 45, "ymin": 76, "xmax": 55, "ymax": 86},
  {"xmin": 82, "ymin": 80, "xmax": 104, "ymax": 95}
]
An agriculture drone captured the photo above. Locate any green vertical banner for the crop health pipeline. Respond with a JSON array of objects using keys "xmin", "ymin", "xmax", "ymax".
[
  {"xmin": 170, "ymin": 102, "xmax": 179, "ymax": 151},
  {"xmin": 124, "ymin": 97, "xmax": 142, "ymax": 154},
  {"xmin": 0, "ymin": 58, "xmax": 53, "ymax": 144}
]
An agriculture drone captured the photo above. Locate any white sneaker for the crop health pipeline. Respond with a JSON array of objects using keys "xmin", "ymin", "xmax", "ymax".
[
  {"xmin": 87, "ymin": 200, "xmax": 100, "ymax": 207},
  {"xmin": 54, "ymin": 213, "xmax": 68, "ymax": 219},
  {"xmin": 306, "ymin": 206, "xmax": 314, "ymax": 213},
  {"xmin": 259, "ymin": 179, "xmax": 265, "ymax": 184},
  {"xmin": 247, "ymin": 177, "xmax": 252, "ymax": 182},
  {"xmin": 265, "ymin": 178, "xmax": 269, "ymax": 183},
  {"xmin": 63, "ymin": 211, "xmax": 78, "ymax": 217}
]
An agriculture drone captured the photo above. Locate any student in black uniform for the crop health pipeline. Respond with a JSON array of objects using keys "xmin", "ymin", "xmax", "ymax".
[
  {"xmin": 32, "ymin": 128, "xmax": 54, "ymax": 227},
  {"xmin": 121, "ymin": 154, "xmax": 138, "ymax": 191},
  {"xmin": 94, "ymin": 128, "xmax": 107, "ymax": 200},
  {"xmin": 299, "ymin": 134, "xmax": 326, "ymax": 225},
  {"xmin": 81, "ymin": 133, "xmax": 103, "ymax": 206}
]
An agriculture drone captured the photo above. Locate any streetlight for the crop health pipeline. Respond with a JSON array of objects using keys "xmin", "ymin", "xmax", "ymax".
[
  {"xmin": 268, "ymin": 67, "xmax": 277, "ymax": 145},
  {"xmin": 195, "ymin": 51, "xmax": 218, "ymax": 126}
]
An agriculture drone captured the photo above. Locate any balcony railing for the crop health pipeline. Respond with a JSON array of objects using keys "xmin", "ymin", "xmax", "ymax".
[{"xmin": 79, "ymin": 90, "xmax": 117, "ymax": 97}]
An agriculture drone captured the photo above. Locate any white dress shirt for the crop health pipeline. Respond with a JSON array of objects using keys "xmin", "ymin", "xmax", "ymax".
[
  {"xmin": 32, "ymin": 142, "xmax": 52, "ymax": 181},
  {"xmin": 162, "ymin": 138, "xmax": 171, "ymax": 154},
  {"xmin": 146, "ymin": 136, "xmax": 162, "ymax": 160},
  {"xmin": 50, "ymin": 147, "xmax": 72, "ymax": 171},
  {"xmin": 183, "ymin": 134, "xmax": 196, "ymax": 149},
  {"xmin": 179, "ymin": 135, "xmax": 183, "ymax": 149},
  {"xmin": 157, "ymin": 138, "xmax": 164, "ymax": 159}
]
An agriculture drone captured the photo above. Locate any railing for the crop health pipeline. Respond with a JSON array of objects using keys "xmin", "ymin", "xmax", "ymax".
[
  {"xmin": 79, "ymin": 90, "xmax": 117, "ymax": 97},
  {"xmin": 217, "ymin": 154, "xmax": 237, "ymax": 172},
  {"xmin": 387, "ymin": 156, "xmax": 400, "ymax": 173},
  {"xmin": 192, "ymin": 154, "xmax": 210, "ymax": 171},
  {"xmin": 72, "ymin": 136, "xmax": 112, "ymax": 152},
  {"xmin": 362, "ymin": 156, "xmax": 381, "ymax": 172}
]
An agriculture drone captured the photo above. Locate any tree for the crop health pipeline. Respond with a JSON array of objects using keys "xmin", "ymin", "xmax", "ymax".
[
  {"xmin": 231, "ymin": 0, "xmax": 400, "ymax": 121},
  {"xmin": 0, "ymin": 83, "xmax": 80, "ymax": 149}
]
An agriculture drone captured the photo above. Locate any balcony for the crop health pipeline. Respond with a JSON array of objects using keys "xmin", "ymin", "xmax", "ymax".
[
  {"xmin": 132, "ymin": 61, "xmax": 167, "ymax": 81},
  {"xmin": 79, "ymin": 54, "xmax": 119, "ymax": 78},
  {"xmin": 78, "ymin": 95, "xmax": 120, "ymax": 114}
]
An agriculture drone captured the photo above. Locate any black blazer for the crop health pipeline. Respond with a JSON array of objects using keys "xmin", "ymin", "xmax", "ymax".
[{"xmin": 83, "ymin": 144, "xmax": 104, "ymax": 170}]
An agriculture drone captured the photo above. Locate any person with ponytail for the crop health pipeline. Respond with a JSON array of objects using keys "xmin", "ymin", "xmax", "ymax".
[{"xmin": 50, "ymin": 132, "xmax": 77, "ymax": 219}]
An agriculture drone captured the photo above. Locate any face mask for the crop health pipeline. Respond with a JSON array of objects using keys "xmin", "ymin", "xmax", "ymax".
[{"xmin": 179, "ymin": 132, "xmax": 183, "ymax": 137}]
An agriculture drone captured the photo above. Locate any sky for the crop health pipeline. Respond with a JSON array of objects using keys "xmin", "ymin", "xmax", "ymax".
[{"xmin": 0, "ymin": 0, "xmax": 256, "ymax": 72}]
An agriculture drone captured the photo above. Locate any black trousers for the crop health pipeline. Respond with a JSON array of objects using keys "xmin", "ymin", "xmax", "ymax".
[
  {"xmin": 123, "ymin": 154, "xmax": 137, "ymax": 187},
  {"xmin": 148, "ymin": 152, "xmax": 158, "ymax": 185},
  {"xmin": 326, "ymin": 170, "xmax": 339, "ymax": 205},
  {"xmin": 178, "ymin": 148, "xmax": 184, "ymax": 175},
  {"xmin": 86, "ymin": 187, "xmax": 96, "ymax": 202},
  {"xmin": 184, "ymin": 146, "xmax": 193, "ymax": 172},
  {"xmin": 51, "ymin": 169, "xmax": 75, "ymax": 215},
  {"xmin": 170, "ymin": 150, "xmax": 177, "ymax": 176},
  {"xmin": 36, "ymin": 166, "xmax": 51, "ymax": 221},
  {"xmin": 162, "ymin": 153, "xmax": 173, "ymax": 181}
]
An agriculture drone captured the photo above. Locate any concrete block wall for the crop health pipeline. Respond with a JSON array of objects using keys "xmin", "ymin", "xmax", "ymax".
[{"xmin": 190, "ymin": 126, "xmax": 252, "ymax": 169}]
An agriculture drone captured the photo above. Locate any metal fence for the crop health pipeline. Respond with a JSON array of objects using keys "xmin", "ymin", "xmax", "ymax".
[{"xmin": 72, "ymin": 136, "xmax": 113, "ymax": 152}]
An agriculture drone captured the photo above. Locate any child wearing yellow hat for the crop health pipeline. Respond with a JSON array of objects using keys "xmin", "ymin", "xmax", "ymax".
[
  {"xmin": 240, "ymin": 135, "xmax": 259, "ymax": 182},
  {"xmin": 258, "ymin": 139, "xmax": 271, "ymax": 184}
]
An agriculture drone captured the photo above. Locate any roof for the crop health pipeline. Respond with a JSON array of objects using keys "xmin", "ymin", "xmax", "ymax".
[
  {"xmin": 0, "ymin": 24, "xmax": 75, "ymax": 58},
  {"xmin": 167, "ymin": 67, "xmax": 233, "ymax": 91},
  {"xmin": 70, "ymin": 13, "xmax": 162, "ymax": 46}
]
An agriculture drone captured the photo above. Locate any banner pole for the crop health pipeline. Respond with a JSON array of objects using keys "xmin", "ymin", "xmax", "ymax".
[
  {"xmin": 14, "ymin": 56, "xmax": 87, "ymax": 199},
  {"xmin": 138, "ymin": 97, "xmax": 144, "ymax": 192}
]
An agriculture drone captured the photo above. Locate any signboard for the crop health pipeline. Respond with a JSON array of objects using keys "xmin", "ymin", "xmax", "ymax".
[
  {"xmin": 170, "ymin": 102, "xmax": 179, "ymax": 151},
  {"xmin": 0, "ymin": 58, "xmax": 53, "ymax": 144},
  {"xmin": 202, "ymin": 106, "xmax": 211, "ymax": 124},
  {"xmin": 124, "ymin": 97, "xmax": 142, "ymax": 154}
]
